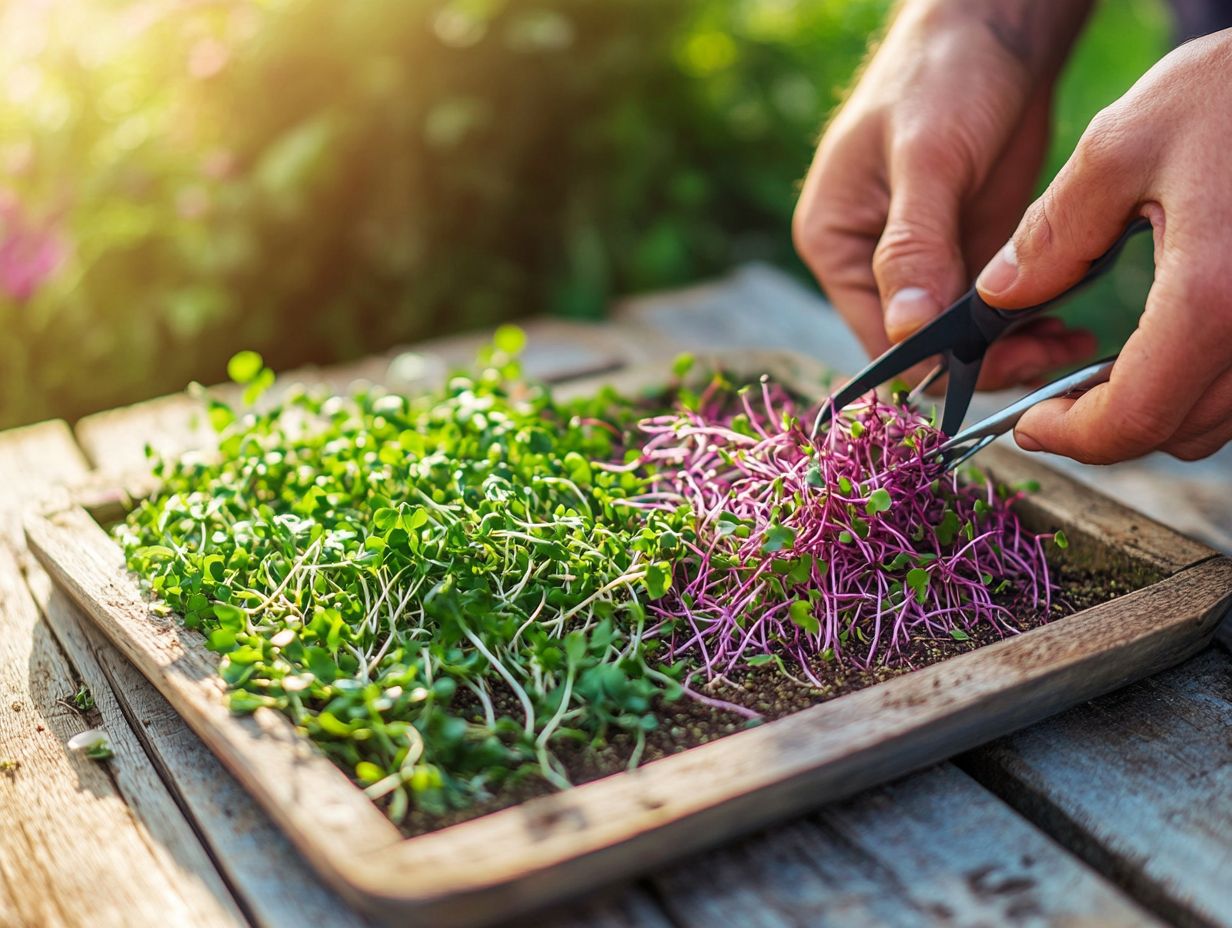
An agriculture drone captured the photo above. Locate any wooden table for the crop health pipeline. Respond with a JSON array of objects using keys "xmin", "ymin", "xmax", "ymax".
[{"xmin": 3, "ymin": 265, "xmax": 1230, "ymax": 928}]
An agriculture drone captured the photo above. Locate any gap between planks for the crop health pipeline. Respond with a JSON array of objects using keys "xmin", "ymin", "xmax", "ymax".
[
  {"xmin": 5, "ymin": 369, "xmax": 679, "ymax": 928},
  {"xmin": 0, "ymin": 421, "xmax": 245, "ymax": 928},
  {"xmin": 23, "ymin": 560, "xmax": 380, "ymax": 928},
  {"xmin": 644, "ymin": 763, "xmax": 1162, "ymax": 928},
  {"xmin": 38, "ymin": 404, "xmax": 1232, "ymax": 921},
  {"xmin": 548, "ymin": 765, "xmax": 1167, "ymax": 928},
  {"xmin": 959, "ymin": 644, "xmax": 1232, "ymax": 928},
  {"xmin": 0, "ymin": 539, "xmax": 244, "ymax": 928}
]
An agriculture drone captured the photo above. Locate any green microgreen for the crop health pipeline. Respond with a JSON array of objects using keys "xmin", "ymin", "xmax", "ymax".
[
  {"xmin": 119, "ymin": 337, "xmax": 690, "ymax": 821},
  {"xmin": 119, "ymin": 339, "xmax": 1058, "ymax": 826}
]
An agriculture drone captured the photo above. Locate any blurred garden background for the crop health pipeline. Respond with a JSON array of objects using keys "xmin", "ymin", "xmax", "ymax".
[{"xmin": 0, "ymin": 0, "xmax": 1169, "ymax": 430}]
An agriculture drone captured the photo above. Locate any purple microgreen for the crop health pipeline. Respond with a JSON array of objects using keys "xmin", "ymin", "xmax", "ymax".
[{"xmin": 633, "ymin": 384, "xmax": 1055, "ymax": 679}]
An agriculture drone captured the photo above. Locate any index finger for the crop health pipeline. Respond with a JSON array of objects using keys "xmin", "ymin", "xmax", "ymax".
[{"xmin": 793, "ymin": 114, "xmax": 896, "ymax": 359}]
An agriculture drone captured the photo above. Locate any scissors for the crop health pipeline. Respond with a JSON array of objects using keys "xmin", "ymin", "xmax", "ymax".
[{"xmin": 810, "ymin": 217, "xmax": 1152, "ymax": 469}]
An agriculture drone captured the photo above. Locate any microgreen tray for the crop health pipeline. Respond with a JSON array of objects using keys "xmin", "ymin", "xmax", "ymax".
[{"xmin": 27, "ymin": 350, "xmax": 1232, "ymax": 927}]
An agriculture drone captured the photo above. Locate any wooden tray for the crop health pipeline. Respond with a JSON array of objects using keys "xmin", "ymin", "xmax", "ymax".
[{"xmin": 25, "ymin": 351, "xmax": 1232, "ymax": 928}]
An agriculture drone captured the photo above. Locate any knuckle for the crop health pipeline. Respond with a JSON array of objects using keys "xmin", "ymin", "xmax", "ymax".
[
  {"xmin": 871, "ymin": 219, "xmax": 952, "ymax": 282},
  {"xmin": 889, "ymin": 127, "xmax": 972, "ymax": 187},
  {"xmin": 1074, "ymin": 106, "xmax": 1133, "ymax": 175},
  {"xmin": 889, "ymin": 126, "xmax": 941, "ymax": 164},
  {"xmin": 791, "ymin": 200, "xmax": 833, "ymax": 271},
  {"xmin": 1023, "ymin": 190, "xmax": 1059, "ymax": 254}
]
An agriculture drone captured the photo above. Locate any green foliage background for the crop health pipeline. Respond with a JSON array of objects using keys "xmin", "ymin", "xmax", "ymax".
[{"xmin": 0, "ymin": 0, "xmax": 1168, "ymax": 429}]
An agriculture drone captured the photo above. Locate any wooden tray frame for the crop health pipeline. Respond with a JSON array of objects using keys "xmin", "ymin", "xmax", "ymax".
[{"xmin": 25, "ymin": 351, "xmax": 1232, "ymax": 927}]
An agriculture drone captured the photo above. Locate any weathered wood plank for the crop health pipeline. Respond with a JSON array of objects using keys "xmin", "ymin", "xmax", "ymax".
[
  {"xmin": 23, "ymin": 563, "xmax": 245, "ymax": 921},
  {"xmin": 652, "ymin": 763, "xmax": 1160, "ymax": 927},
  {"xmin": 25, "ymin": 507, "xmax": 403, "ymax": 905},
  {"xmin": 1039, "ymin": 446, "xmax": 1232, "ymax": 556},
  {"xmin": 962, "ymin": 646, "xmax": 1232, "ymax": 928},
  {"xmin": 0, "ymin": 418, "xmax": 246, "ymax": 928},
  {"xmin": 979, "ymin": 444, "xmax": 1214, "ymax": 577},
  {"xmin": 28, "ymin": 267, "xmax": 1232, "ymax": 926},
  {"xmin": 0, "ymin": 543, "xmax": 244, "ymax": 928},
  {"xmin": 612, "ymin": 263, "xmax": 867, "ymax": 371},
  {"xmin": 401, "ymin": 317, "xmax": 648, "ymax": 383},
  {"xmin": 541, "ymin": 887, "xmax": 676, "ymax": 928},
  {"xmin": 965, "ymin": 388, "xmax": 1232, "ymax": 557},
  {"xmin": 4, "ymin": 397, "xmax": 661, "ymax": 928},
  {"xmin": 73, "ymin": 393, "xmax": 221, "ymax": 482},
  {"xmin": 0, "ymin": 421, "xmax": 91, "ymax": 549},
  {"xmin": 24, "ymin": 563, "xmax": 377, "ymax": 928}
]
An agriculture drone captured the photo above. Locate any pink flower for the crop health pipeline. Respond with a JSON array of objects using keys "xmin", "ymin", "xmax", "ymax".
[{"xmin": 0, "ymin": 199, "xmax": 68, "ymax": 302}]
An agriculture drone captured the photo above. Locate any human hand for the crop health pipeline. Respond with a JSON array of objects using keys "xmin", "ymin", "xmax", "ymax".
[
  {"xmin": 794, "ymin": 0, "xmax": 1097, "ymax": 389},
  {"xmin": 976, "ymin": 29, "xmax": 1232, "ymax": 463}
]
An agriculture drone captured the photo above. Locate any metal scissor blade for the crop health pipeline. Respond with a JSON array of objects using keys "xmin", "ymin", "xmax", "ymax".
[
  {"xmin": 811, "ymin": 298, "xmax": 978, "ymax": 436},
  {"xmin": 936, "ymin": 355, "xmax": 1117, "ymax": 470},
  {"xmin": 939, "ymin": 351, "xmax": 984, "ymax": 436}
]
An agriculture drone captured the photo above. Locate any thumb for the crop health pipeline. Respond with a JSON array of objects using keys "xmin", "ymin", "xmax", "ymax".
[
  {"xmin": 976, "ymin": 124, "xmax": 1139, "ymax": 309},
  {"xmin": 873, "ymin": 166, "xmax": 967, "ymax": 343}
]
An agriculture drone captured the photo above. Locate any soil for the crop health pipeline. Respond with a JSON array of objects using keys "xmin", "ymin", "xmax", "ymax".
[{"xmin": 398, "ymin": 550, "xmax": 1155, "ymax": 837}]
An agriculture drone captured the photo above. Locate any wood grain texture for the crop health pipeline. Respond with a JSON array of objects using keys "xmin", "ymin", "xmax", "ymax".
[
  {"xmin": 25, "ymin": 563, "xmax": 376, "ymax": 928},
  {"xmin": 0, "ymin": 543, "xmax": 242, "ymax": 928},
  {"xmin": 27, "ymin": 499, "xmax": 1232, "ymax": 926},
  {"xmin": 31, "ymin": 347, "xmax": 1232, "ymax": 927},
  {"xmin": 0, "ymin": 421, "xmax": 91, "ymax": 549},
  {"xmin": 1041, "ymin": 447, "xmax": 1232, "ymax": 556},
  {"xmin": 24, "ymin": 507, "xmax": 403, "ymax": 890},
  {"xmin": 341, "ymin": 558, "xmax": 1232, "ymax": 927},
  {"xmin": 6, "ymin": 368, "xmax": 666, "ymax": 928},
  {"xmin": 962, "ymin": 646, "xmax": 1232, "ymax": 928},
  {"xmin": 0, "ymin": 418, "xmax": 247, "ymax": 928},
  {"xmin": 8, "ymin": 268, "xmax": 1229, "ymax": 928},
  {"xmin": 978, "ymin": 444, "xmax": 1214, "ymax": 577},
  {"xmin": 651, "ymin": 763, "xmax": 1161, "ymax": 928},
  {"xmin": 612, "ymin": 263, "xmax": 867, "ymax": 371},
  {"xmin": 540, "ymin": 888, "xmax": 675, "ymax": 928}
]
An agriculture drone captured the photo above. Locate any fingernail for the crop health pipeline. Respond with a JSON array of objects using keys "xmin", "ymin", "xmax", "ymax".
[
  {"xmin": 885, "ymin": 287, "xmax": 939, "ymax": 340},
  {"xmin": 977, "ymin": 240, "xmax": 1018, "ymax": 295},
  {"xmin": 1015, "ymin": 430, "xmax": 1043, "ymax": 453}
]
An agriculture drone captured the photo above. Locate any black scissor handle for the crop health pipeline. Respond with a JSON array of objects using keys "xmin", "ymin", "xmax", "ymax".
[{"xmin": 970, "ymin": 217, "xmax": 1153, "ymax": 338}]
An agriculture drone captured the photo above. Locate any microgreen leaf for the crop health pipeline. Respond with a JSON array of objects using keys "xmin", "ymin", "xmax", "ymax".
[
  {"xmin": 493, "ymin": 324, "xmax": 526, "ymax": 356},
  {"xmin": 644, "ymin": 562, "xmax": 673, "ymax": 600},
  {"xmin": 119, "ymin": 339, "xmax": 1058, "ymax": 827},
  {"xmin": 788, "ymin": 600, "xmax": 820, "ymax": 636},
  {"xmin": 905, "ymin": 568, "xmax": 930, "ymax": 603},
  {"xmin": 865, "ymin": 488, "xmax": 892, "ymax": 515},
  {"xmin": 761, "ymin": 523, "xmax": 796, "ymax": 553},
  {"xmin": 671, "ymin": 353, "xmax": 696, "ymax": 379},
  {"xmin": 226, "ymin": 350, "xmax": 264, "ymax": 384}
]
